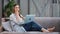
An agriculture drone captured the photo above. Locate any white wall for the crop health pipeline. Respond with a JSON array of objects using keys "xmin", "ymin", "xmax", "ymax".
[
  {"xmin": 2, "ymin": 0, "xmax": 60, "ymax": 17},
  {"xmin": 20, "ymin": 0, "xmax": 28, "ymax": 17},
  {"xmin": 30, "ymin": 0, "xmax": 60, "ymax": 17}
]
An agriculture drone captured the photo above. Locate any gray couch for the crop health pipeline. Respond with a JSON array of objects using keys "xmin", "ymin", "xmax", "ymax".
[
  {"xmin": 1, "ymin": 17, "xmax": 60, "ymax": 32},
  {"xmin": 1, "ymin": 32, "xmax": 60, "ymax": 34},
  {"xmin": 35, "ymin": 17, "xmax": 60, "ymax": 32},
  {"xmin": 1, "ymin": 17, "xmax": 60, "ymax": 34}
]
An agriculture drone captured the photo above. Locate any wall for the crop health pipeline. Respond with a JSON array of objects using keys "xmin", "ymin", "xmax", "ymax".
[
  {"xmin": 20, "ymin": 0, "xmax": 28, "ymax": 16},
  {"xmin": 2, "ymin": 0, "xmax": 60, "ymax": 17},
  {"xmin": 0, "ymin": 0, "xmax": 2, "ymax": 26}
]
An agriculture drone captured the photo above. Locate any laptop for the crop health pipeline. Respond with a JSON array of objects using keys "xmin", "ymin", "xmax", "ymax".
[{"xmin": 24, "ymin": 15, "xmax": 35, "ymax": 23}]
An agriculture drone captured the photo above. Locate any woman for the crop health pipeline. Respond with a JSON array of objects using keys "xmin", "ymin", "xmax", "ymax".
[{"xmin": 9, "ymin": 4, "xmax": 55, "ymax": 32}]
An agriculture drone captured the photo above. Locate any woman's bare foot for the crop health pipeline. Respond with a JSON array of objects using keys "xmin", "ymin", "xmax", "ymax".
[
  {"xmin": 47, "ymin": 27, "xmax": 55, "ymax": 32},
  {"xmin": 41, "ymin": 28, "xmax": 49, "ymax": 32},
  {"xmin": 41, "ymin": 27, "xmax": 55, "ymax": 32}
]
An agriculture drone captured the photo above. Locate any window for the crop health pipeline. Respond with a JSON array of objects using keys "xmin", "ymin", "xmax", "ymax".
[
  {"xmin": 58, "ymin": 0, "xmax": 60, "ymax": 4},
  {"xmin": 52, "ymin": 0, "xmax": 57, "ymax": 3}
]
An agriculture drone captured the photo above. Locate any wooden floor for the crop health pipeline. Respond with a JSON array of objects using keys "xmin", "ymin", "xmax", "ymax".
[{"xmin": 0, "ymin": 32, "xmax": 60, "ymax": 34}]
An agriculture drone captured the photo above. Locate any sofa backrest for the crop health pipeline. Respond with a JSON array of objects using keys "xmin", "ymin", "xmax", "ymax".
[{"xmin": 35, "ymin": 17, "xmax": 60, "ymax": 32}]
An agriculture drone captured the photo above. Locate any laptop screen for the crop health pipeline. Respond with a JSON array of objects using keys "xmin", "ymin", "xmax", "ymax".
[{"xmin": 24, "ymin": 15, "xmax": 35, "ymax": 23}]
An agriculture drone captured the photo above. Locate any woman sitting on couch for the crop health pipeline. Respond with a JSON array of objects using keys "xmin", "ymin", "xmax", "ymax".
[{"xmin": 2, "ymin": 3, "xmax": 55, "ymax": 32}]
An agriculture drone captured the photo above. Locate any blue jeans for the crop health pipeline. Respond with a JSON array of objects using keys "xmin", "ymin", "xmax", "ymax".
[{"xmin": 23, "ymin": 21, "xmax": 42, "ymax": 32}]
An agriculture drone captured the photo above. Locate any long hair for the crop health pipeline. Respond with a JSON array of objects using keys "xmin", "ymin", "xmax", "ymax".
[
  {"xmin": 12, "ymin": 3, "xmax": 19, "ymax": 13},
  {"xmin": 12, "ymin": 3, "xmax": 24, "ymax": 20}
]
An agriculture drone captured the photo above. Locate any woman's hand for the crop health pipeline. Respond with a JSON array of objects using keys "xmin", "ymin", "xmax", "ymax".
[
  {"xmin": 14, "ymin": 11, "xmax": 20, "ymax": 21},
  {"xmin": 15, "ymin": 11, "xmax": 19, "ymax": 16}
]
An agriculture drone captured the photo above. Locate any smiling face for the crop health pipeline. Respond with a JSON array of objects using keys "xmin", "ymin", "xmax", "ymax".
[{"xmin": 14, "ymin": 5, "xmax": 20, "ymax": 12}]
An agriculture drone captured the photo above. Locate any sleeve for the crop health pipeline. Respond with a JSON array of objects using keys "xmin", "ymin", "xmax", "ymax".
[
  {"xmin": 2, "ymin": 21, "xmax": 13, "ymax": 32},
  {"xmin": 9, "ymin": 14, "xmax": 25, "ymax": 25}
]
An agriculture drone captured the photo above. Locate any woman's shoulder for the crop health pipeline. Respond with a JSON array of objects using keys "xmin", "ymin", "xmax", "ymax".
[
  {"xmin": 9, "ymin": 13, "xmax": 16, "ymax": 20},
  {"xmin": 10, "ymin": 13, "xmax": 15, "ymax": 17}
]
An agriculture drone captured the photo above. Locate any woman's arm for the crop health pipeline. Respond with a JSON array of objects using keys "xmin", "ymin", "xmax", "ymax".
[{"xmin": 10, "ymin": 13, "xmax": 25, "ymax": 25}]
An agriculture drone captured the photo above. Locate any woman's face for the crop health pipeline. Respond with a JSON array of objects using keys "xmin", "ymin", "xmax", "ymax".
[{"xmin": 14, "ymin": 5, "xmax": 20, "ymax": 12}]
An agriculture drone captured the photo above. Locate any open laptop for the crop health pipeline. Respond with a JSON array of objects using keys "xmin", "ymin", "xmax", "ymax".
[{"xmin": 24, "ymin": 15, "xmax": 35, "ymax": 23}]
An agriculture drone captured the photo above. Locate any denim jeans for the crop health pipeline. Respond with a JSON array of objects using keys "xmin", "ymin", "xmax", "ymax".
[{"xmin": 23, "ymin": 21, "xmax": 42, "ymax": 32}]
